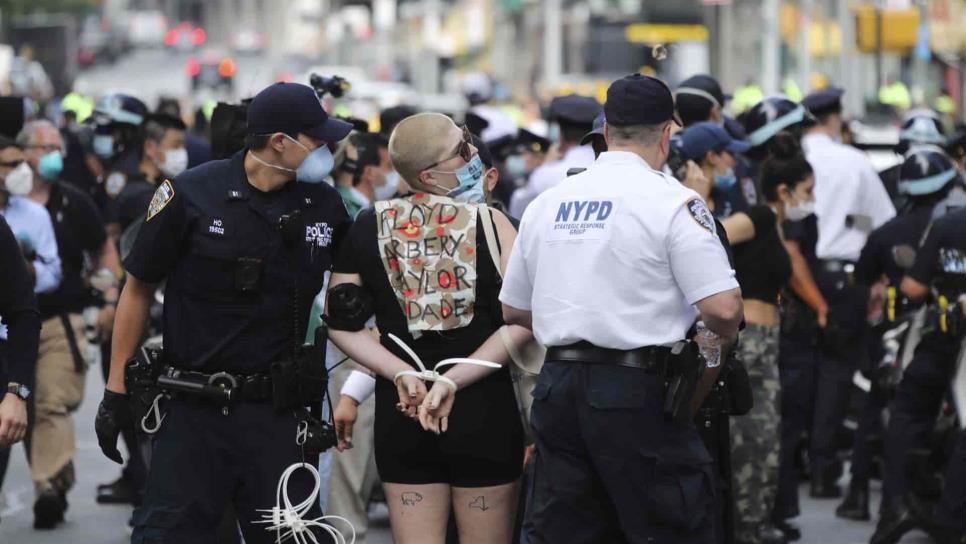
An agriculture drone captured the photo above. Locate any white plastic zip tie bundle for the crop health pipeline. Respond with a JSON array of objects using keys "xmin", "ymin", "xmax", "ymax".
[
  {"xmin": 255, "ymin": 462, "xmax": 356, "ymax": 544},
  {"xmin": 387, "ymin": 333, "xmax": 500, "ymax": 390}
]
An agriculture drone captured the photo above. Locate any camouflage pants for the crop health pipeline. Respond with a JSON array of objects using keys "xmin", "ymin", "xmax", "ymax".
[{"xmin": 730, "ymin": 324, "xmax": 781, "ymax": 543}]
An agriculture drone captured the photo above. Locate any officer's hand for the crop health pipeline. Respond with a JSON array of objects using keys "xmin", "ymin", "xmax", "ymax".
[
  {"xmin": 0, "ymin": 393, "xmax": 28, "ymax": 447},
  {"xmin": 394, "ymin": 375, "xmax": 426, "ymax": 420},
  {"xmin": 95, "ymin": 389, "xmax": 131, "ymax": 464},
  {"xmin": 817, "ymin": 307, "xmax": 829, "ymax": 329},
  {"xmin": 418, "ymin": 381, "xmax": 455, "ymax": 435},
  {"xmin": 334, "ymin": 395, "xmax": 359, "ymax": 451},
  {"xmin": 96, "ymin": 305, "xmax": 116, "ymax": 342}
]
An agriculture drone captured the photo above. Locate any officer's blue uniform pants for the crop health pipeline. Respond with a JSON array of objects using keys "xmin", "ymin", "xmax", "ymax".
[
  {"xmin": 525, "ymin": 361, "xmax": 716, "ymax": 544},
  {"xmin": 774, "ymin": 330, "xmax": 818, "ymax": 519},
  {"xmin": 811, "ymin": 273, "xmax": 869, "ymax": 482},
  {"xmin": 132, "ymin": 398, "xmax": 327, "ymax": 544},
  {"xmin": 882, "ymin": 336, "xmax": 957, "ymax": 507},
  {"xmin": 935, "ymin": 426, "xmax": 966, "ymax": 532}
]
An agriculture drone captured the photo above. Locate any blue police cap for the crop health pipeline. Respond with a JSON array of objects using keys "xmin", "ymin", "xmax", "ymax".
[
  {"xmin": 680, "ymin": 121, "xmax": 751, "ymax": 161},
  {"xmin": 802, "ymin": 87, "xmax": 845, "ymax": 116},
  {"xmin": 247, "ymin": 82, "xmax": 352, "ymax": 143},
  {"xmin": 605, "ymin": 74, "xmax": 681, "ymax": 127},
  {"xmin": 549, "ymin": 95, "xmax": 602, "ymax": 126}
]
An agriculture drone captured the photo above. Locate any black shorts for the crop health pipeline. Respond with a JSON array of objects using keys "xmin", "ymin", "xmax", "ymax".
[{"xmin": 374, "ymin": 366, "xmax": 524, "ymax": 487}]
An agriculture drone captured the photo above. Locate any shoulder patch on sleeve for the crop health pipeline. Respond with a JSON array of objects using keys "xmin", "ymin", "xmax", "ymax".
[
  {"xmin": 686, "ymin": 198, "xmax": 716, "ymax": 234},
  {"xmin": 146, "ymin": 179, "xmax": 175, "ymax": 222}
]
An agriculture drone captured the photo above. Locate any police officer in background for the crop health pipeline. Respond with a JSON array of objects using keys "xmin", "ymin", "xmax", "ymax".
[
  {"xmin": 95, "ymin": 82, "xmax": 353, "ymax": 542},
  {"xmin": 501, "ymin": 74, "xmax": 743, "ymax": 543},
  {"xmin": 675, "ymin": 74, "xmax": 729, "ymax": 128},
  {"xmin": 870, "ymin": 151, "xmax": 966, "ymax": 544},
  {"xmin": 878, "ymin": 110, "xmax": 947, "ymax": 209},
  {"xmin": 508, "ymin": 94, "xmax": 601, "ymax": 218},
  {"xmin": 799, "ymin": 87, "xmax": 896, "ymax": 497},
  {"xmin": 839, "ymin": 146, "xmax": 959, "ymax": 521}
]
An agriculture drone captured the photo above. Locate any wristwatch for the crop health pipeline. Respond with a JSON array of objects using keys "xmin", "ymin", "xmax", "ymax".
[{"xmin": 5, "ymin": 382, "xmax": 31, "ymax": 401}]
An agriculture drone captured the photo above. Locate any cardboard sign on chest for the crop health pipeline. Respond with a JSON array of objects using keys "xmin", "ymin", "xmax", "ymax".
[{"xmin": 376, "ymin": 194, "xmax": 479, "ymax": 332}]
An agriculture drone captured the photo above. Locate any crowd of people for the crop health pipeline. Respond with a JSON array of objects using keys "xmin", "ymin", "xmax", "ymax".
[{"xmin": 0, "ymin": 63, "xmax": 964, "ymax": 544}]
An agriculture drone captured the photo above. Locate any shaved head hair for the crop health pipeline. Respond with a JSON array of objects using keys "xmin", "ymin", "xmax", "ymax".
[{"xmin": 388, "ymin": 112, "xmax": 458, "ymax": 184}]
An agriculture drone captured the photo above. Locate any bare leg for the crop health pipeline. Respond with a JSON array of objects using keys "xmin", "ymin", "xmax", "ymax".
[
  {"xmin": 384, "ymin": 482, "xmax": 451, "ymax": 544},
  {"xmin": 452, "ymin": 482, "xmax": 520, "ymax": 544}
]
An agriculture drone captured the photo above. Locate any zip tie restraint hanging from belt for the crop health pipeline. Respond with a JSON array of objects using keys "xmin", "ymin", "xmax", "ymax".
[
  {"xmin": 254, "ymin": 462, "xmax": 356, "ymax": 544},
  {"xmin": 387, "ymin": 333, "xmax": 501, "ymax": 391}
]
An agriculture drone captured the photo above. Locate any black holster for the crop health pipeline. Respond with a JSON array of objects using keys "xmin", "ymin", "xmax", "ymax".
[
  {"xmin": 725, "ymin": 355, "xmax": 753, "ymax": 416},
  {"xmin": 124, "ymin": 342, "xmax": 165, "ymax": 426},
  {"xmin": 270, "ymin": 326, "xmax": 329, "ymax": 412},
  {"xmin": 663, "ymin": 340, "xmax": 705, "ymax": 424}
]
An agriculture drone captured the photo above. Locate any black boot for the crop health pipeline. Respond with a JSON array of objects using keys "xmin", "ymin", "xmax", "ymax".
[
  {"xmin": 836, "ymin": 478, "xmax": 870, "ymax": 520},
  {"xmin": 33, "ymin": 488, "xmax": 66, "ymax": 530},
  {"xmin": 772, "ymin": 518, "xmax": 801, "ymax": 542},
  {"xmin": 96, "ymin": 470, "xmax": 138, "ymax": 505},
  {"xmin": 906, "ymin": 493, "xmax": 966, "ymax": 544},
  {"xmin": 870, "ymin": 499, "xmax": 916, "ymax": 544}
]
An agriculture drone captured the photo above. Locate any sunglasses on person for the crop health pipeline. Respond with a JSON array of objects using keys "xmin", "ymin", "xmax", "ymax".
[{"xmin": 423, "ymin": 125, "xmax": 473, "ymax": 172}]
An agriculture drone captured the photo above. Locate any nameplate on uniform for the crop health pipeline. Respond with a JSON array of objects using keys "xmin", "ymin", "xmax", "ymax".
[
  {"xmin": 375, "ymin": 193, "xmax": 478, "ymax": 332},
  {"xmin": 147, "ymin": 180, "xmax": 175, "ymax": 222},
  {"xmin": 547, "ymin": 199, "xmax": 616, "ymax": 242}
]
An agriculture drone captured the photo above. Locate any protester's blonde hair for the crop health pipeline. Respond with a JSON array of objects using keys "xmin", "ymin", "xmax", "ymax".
[{"xmin": 388, "ymin": 112, "xmax": 458, "ymax": 186}]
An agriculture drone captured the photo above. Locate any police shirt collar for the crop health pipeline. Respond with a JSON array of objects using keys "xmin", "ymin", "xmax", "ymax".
[
  {"xmin": 226, "ymin": 149, "xmax": 252, "ymax": 201},
  {"xmin": 800, "ymin": 131, "xmax": 833, "ymax": 152},
  {"xmin": 596, "ymin": 150, "xmax": 651, "ymax": 169}
]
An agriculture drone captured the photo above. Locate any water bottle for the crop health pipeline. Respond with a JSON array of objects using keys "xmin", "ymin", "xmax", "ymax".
[{"xmin": 694, "ymin": 321, "xmax": 721, "ymax": 368}]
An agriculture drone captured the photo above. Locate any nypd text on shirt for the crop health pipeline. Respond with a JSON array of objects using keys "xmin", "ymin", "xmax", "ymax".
[{"xmin": 552, "ymin": 200, "xmax": 614, "ymax": 237}]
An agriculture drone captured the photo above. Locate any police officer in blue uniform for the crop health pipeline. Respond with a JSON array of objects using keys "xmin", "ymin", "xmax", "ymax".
[
  {"xmin": 870, "ymin": 151, "xmax": 966, "ymax": 544},
  {"xmin": 501, "ymin": 74, "xmax": 743, "ymax": 544},
  {"xmin": 94, "ymin": 82, "xmax": 353, "ymax": 543},
  {"xmin": 838, "ymin": 147, "xmax": 960, "ymax": 521}
]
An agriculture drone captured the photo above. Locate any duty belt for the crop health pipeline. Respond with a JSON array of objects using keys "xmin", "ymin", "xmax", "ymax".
[
  {"xmin": 158, "ymin": 366, "xmax": 274, "ymax": 403},
  {"xmin": 820, "ymin": 259, "xmax": 856, "ymax": 275},
  {"xmin": 546, "ymin": 341, "xmax": 669, "ymax": 373}
]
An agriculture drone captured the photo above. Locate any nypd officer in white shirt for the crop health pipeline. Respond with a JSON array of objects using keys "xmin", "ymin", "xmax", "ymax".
[
  {"xmin": 799, "ymin": 87, "xmax": 896, "ymax": 497},
  {"xmin": 501, "ymin": 74, "xmax": 743, "ymax": 544}
]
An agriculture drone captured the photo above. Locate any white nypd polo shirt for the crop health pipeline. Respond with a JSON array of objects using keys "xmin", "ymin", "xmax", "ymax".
[{"xmin": 500, "ymin": 151, "xmax": 738, "ymax": 350}]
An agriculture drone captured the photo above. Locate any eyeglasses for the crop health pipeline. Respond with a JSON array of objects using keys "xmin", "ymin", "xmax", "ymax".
[
  {"xmin": 0, "ymin": 160, "xmax": 24, "ymax": 168},
  {"xmin": 27, "ymin": 144, "xmax": 65, "ymax": 155},
  {"xmin": 423, "ymin": 125, "xmax": 473, "ymax": 172}
]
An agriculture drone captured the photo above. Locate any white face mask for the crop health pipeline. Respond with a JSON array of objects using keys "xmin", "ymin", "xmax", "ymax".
[
  {"xmin": 784, "ymin": 198, "xmax": 815, "ymax": 221},
  {"xmin": 159, "ymin": 148, "xmax": 189, "ymax": 178},
  {"xmin": 2, "ymin": 162, "xmax": 34, "ymax": 196},
  {"xmin": 374, "ymin": 170, "xmax": 400, "ymax": 201}
]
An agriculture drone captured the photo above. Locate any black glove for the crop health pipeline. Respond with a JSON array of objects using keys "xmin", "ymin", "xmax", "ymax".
[{"xmin": 95, "ymin": 389, "xmax": 132, "ymax": 464}]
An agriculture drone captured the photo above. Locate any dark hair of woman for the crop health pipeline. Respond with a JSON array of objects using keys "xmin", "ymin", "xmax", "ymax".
[{"xmin": 760, "ymin": 132, "xmax": 813, "ymax": 202}]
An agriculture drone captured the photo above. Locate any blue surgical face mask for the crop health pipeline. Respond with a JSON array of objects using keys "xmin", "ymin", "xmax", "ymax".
[
  {"xmin": 93, "ymin": 134, "xmax": 114, "ymax": 158},
  {"xmin": 714, "ymin": 168, "xmax": 737, "ymax": 190},
  {"xmin": 506, "ymin": 155, "xmax": 527, "ymax": 180},
  {"xmin": 436, "ymin": 154, "xmax": 485, "ymax": 203},
  {"xmin": 296, "ymin": 145, "xmax": 334, "ymax": 184},
  {"xmin": 38, "ymin": 150, "xmax": 64, "ymax": 182}
]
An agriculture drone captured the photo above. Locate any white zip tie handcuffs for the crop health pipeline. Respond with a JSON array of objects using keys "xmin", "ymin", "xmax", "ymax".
[{"xmin": 387, "ymin": 333, "xmax": 501, "ymax": 391}]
